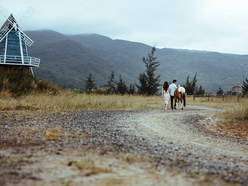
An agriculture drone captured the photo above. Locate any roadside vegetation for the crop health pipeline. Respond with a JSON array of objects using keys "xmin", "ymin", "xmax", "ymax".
[
  {"xmin": 0, "ymin": 72, "xmax": 60, "ymax": 97},
  {"xmin": 0, "ymin": 72, "xmax": 155, "ymax": 111},
  {"xmin": 1, "ymin": 83, "xmax": 248, "ymax": 126},
  {"xmin": 1, "ymin": 70, "xmax": 248, "ymax": 126},
  {"xmin": 186, "ymin": 95, "xmax": 248, "ymax": 121},
  {"xmin": 0, "ymin": 92, "xmax": 155, "ymax": 112}
]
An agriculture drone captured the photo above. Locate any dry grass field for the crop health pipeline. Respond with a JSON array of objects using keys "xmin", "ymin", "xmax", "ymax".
[
  {"xmin": 0, "ymin": 90, "xmax": 153, "ymax": 112},
  {"xmin": 1, "ymin": 90, "xmax": 248, "ymax": 122},
  {"xmin": 1, "ymin": 90, "xmax": 247, "ymax": 142},
  {"xmin": 187, "ymin": 95, "xmax": 248, "ymax": 121}
]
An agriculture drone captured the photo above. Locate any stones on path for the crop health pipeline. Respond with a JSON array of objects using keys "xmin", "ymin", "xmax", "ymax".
[{"xmin": 0, "ymin": 109, "xmax": 247, "ymax": 184}]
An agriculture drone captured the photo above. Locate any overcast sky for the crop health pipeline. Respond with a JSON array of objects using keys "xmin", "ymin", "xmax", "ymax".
[{"xmin": 1, "ymin": 0, "xmax": 248, "ymax": 55}]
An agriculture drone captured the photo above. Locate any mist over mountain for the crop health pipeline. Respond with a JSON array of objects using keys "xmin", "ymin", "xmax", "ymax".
[{"xmin": 26, "ymin": 30, "xmax": 248, "ymax": 93}]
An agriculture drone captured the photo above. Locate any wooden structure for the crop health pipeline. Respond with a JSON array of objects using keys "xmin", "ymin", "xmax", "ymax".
[{"xmin": 0, "ymin": 65, "xmax": 29, "ymax": 73}]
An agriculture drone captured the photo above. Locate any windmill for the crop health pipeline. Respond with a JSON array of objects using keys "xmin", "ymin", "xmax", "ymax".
[{"xmin": 0, "ymin": 5, "xmax": 40, "ymax": 75}]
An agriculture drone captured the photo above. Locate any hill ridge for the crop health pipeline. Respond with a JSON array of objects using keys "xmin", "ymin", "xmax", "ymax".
[{"xmin": 25, "ymin": 30, "xmax": 248, "ymax": 93}]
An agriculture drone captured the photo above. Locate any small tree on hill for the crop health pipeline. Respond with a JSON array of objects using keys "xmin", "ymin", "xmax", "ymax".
[
  {"xmin": 242, "ymin": 78, "xmax": 248, "ymax": 95},
  {"xmin": 85, "ymin": 73, "xmax": 95, "ymax": 90},
  {"xmin": 116, "ymin": 74, "xmax": 128, "ymax": 95},
  {"xmin": 183, "ymin": 73, "xmax": 197, "ymax": 95},
  {"xmin": 216, "ymin": 86, "xmax": 224, "ymax": 95},
  {"xmin": 127, "ymin": 83, "xmax": 136, "ymax": 95},
  {"xmin": 105, "ymin": 70, "xmax": 116, "ymax": 93},
  {"xmin": 136, "ymin": 73, "xmax": 148, "ymax": 94},
  {"xmin": 195, "ymin": 85, "xmax": 205, "ymax": 95},
  {"xmin": 136, "ymin": 47, "xmax": 161, "ymax": 95}
]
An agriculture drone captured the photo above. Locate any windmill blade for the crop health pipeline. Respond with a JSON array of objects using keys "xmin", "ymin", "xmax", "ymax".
[
  {"xmin": 13, "ymin": 7, "xmax": 35, "ymax": 46},
  {"xmin": 16, "ymin": 29, "xmax": 34, "ymax": 47},
  {"xmin": 0, "ymin": 4, "xmax": 10, "ymax": 19},
  {"xmin": 0, "ymin": 4, "xmax": 14, "ymax": 32},
  {"xmin": 0, "ymin": 15, "xmax": 18, "ymax": 42},
  {"xmin": 18, "ymin": 7, "xmax": 35, "ymax": 25},
  {"xmin": 0, "ymin": 4, "xmax": 13, "ymax": 42},
  {"xmin": 0, "ymin": 26, "xmax": 11, "ymax": 42},
  {"xmin": 0, "ymin": 5, "xmax": 35, "ymax": 46},
  {"xmin": 0, "ymin": 26, "xmax": 8, "ymax": 36}
]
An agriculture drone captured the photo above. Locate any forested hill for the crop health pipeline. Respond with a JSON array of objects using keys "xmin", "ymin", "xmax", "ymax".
[
  {"xmin": 26, "ymin": 30, "xmax": 115, "ymax": 89},
  {"xmin": 26, "ymin": 30, "xmax": 248, "ymax": 93}
]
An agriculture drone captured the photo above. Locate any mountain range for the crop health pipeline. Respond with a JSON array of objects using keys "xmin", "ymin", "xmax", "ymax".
[{"xmin": 25, "ymin": 30, "xmax": 248, "ymax": 93}]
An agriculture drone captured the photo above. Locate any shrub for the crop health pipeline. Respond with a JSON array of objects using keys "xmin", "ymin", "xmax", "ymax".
[{"xmin": 0, "ymin": 72, "xmax": 60, "ymax": 97}]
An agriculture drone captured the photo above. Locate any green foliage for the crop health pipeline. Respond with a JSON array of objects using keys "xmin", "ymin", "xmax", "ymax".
[
  {"xmin": 127, "ymin": 84, "xmax": 136, "ymax": 95},
  {"xmin": 183, "ymin": 73, "xmax": 198, "ymax": 95},
  {"xmin": 0, "ymin": 72, "xmax": 60, "ymax": 97},
  {"xmin": 33, "ymin": 68, "xmax": 84, "ymax": 90},
  {"xmin": 216, "ymin": 86, "xmax": 224, "ymax": 95},
  {"xmin": 116, "ymin": 74, "xmax": 128, "ymax": 95},
  {"xmin": 242, "ymin": 78, "xmax": 248, "ymax": 95},
  {"xmin": 85, "ymin": 87, "xmax": 115, "ymax": 95},
  {"xmin": 195, "ymin": 85, "xmax": 205, "ymax": 95},
  {"xmin": 136, "ymin": 73, "xmax": 147, "ymax": 94},
  {"xmin": 84, "ymin": 71, "xmax": 135, "ymax": 95},
  {"xmin": 136, "ymin": 47, "xmax": 161, "ymax": 95},
  {"xmin": 104, "ymin": 70, "xmax": 116, "ymax": 92},
  {"xmin": 28, "ymin": 32, "xmax": 111, "ymax": 89},
  {"xmin": 85, "ymin": 73, "xmax": 95, "ymax": 90}
]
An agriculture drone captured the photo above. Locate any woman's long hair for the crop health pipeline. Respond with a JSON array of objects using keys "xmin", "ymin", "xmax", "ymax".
[{"xmin": 163, "ymin": 81, "xmax": 169, "ymax": 92}]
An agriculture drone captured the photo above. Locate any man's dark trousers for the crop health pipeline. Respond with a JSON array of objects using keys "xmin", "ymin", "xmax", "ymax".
[{"xmin": 171, "ymin": 96, "xmax": 176, "ymax": 109}]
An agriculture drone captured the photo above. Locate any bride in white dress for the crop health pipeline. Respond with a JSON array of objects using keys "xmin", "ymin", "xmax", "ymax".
[{"xmin": 161, "ymin": 81, "xmax": 170, "ymax": 110}]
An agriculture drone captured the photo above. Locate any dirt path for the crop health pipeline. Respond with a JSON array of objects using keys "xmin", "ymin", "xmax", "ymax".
[
  {"xmin": 0, "ymin": 106, "xmax": 248, "ymax": 185},
  {"xmin": 120, "ymin": 106, "xmax": 248, "ymax": 161},
  {"xmin": 114, "ymin": 106, "xmax": 248, "ymax": 184}
]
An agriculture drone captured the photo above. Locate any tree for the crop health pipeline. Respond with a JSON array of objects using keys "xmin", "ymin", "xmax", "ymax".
[
  {"xmin": 216, "ymin": 86, "xmax": 224, "ymax": 95},
  {"xmin": 105, "ymin": 70, "xmax": 116, "ymax": 92},
  {"xmin": 242, "ymin": 78, "xmax": 248, "ymax": 95},
  {"xmin": 116, "ymin": 74, "xmax": 128, "ymax": 95},
  {"xmin": 127, "ymin": 83, "xmax": 136, "ymax": 95},
  {"xmin": 136, "ymin": 73, "xmax": 148, "ymax": 94},
  {"xmin": 85, "ymin": 73, "xmax": 95, "ymax": 90},
  {"xmin": 183, "ymin": 73, "xmax": 197, "ymax": 95},
  {"xmin": 195, "ymin": 85, "xmax": 205, "ymax": 95},
  {"xmin": 136, "ymin": 47, "xmax": 161, "ymax": 95}
]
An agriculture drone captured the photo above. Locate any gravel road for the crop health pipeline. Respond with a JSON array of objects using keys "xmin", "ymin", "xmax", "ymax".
[
  {"xmin": 0, "ymin": 105, "xmax": 248, "ymax": 185},
  {"xmin": 114, "ymin": 106, "xmax": 248, "ymax": 184}
]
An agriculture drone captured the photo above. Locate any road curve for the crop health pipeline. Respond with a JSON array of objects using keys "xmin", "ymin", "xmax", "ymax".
[{"xmin": 115, "ymin": 106, "xmax": 248, "ymax": 184}]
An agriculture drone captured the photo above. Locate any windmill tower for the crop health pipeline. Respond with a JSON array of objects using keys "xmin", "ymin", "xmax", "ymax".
[{"xmin": 0, "ymin": 5, "xmax": 40, "ymax": 75}]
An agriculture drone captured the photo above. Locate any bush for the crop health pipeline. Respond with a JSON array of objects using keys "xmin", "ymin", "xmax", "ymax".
[
  {"xmin": 85, "ymin": 87, "xmax": 115, "ymax": 95},
  {"xmin": 0, "ymin": 72, "xmax": 60, "ymax": 97}
]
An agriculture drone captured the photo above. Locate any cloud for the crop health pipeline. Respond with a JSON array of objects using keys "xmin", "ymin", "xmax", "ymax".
[{"xmin": 1, "ymin": 0, "xmax": 248, "ymax": 54}]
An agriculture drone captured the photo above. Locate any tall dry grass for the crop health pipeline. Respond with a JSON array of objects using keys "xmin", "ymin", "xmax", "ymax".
[
  {"xmin": 0, "ymin": 72, "xmax": 161, "ymax": 112},
  {"xmin": 0, "ymin": 90, "xmax": 155, "ymax": 112},
  {"xmin": 186, "ymin": 95, "xmax": 248, "ymax": 122},
  {"xmin": 1, "ymin": 81, "xmax": 248, "ymax": 124}
]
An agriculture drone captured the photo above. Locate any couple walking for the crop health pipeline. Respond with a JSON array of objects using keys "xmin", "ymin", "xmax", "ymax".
[{"xmin": 161, "ymin": 79, "xmax": 177, "ymax": 110}]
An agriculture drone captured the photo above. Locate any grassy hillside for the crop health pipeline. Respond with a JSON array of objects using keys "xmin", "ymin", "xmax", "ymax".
[
  {"xmin": 69, "ymin": 34, "xmax": 248, "ymax": 93},
  {"xmin": 26, "ymin": 30, "xmax": 69, "ymax": 46},
  {"xmin": 27, "ymin": 31, "xmax": 114, "ymax": 89},
  {"xmin": 156, "ymin": 49, "xmax": 248, "ymax": 93},
  {"xmin": 26, "ymin": 30, "xmax": 248, "ymax": 93},
  {"xmin": 68, "ymin": 34, "xmax": 149, "ymax": 84}
]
